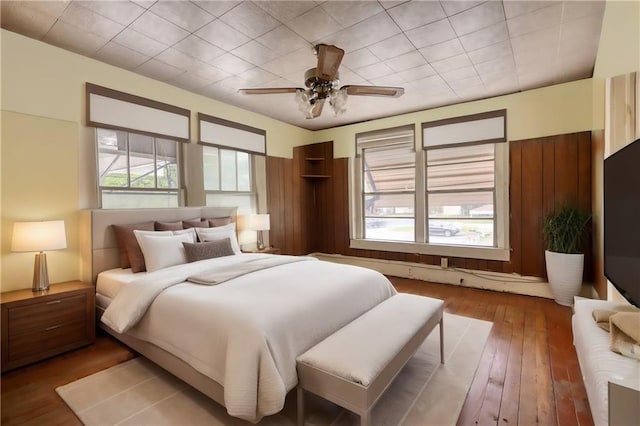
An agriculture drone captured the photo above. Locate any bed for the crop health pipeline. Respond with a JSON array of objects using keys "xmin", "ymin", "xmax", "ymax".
[{"xmin": 81, "ymin": 207, "xmax": 396, "ymax": 423}]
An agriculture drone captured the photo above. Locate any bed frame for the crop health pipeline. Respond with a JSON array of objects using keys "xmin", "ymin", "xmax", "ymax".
[{"xmin": 81, "ymin": 207, "xmax": 237, "ymax": 408}]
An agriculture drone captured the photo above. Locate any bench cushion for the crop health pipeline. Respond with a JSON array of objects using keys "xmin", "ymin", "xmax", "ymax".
[{"xmin": 297, "ymin": 294, "xmax": 443, "ymax": 387}]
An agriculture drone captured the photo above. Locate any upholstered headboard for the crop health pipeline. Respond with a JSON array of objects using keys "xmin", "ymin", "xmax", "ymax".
[{"xmin": 81, "ymin": 207, "xmax": 237, "ymax": 285}]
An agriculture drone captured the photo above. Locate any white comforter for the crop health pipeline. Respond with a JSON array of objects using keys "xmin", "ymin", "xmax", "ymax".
[{"xmin": 100, "ymin": 254, "xmax": 396, "ymax": 422}]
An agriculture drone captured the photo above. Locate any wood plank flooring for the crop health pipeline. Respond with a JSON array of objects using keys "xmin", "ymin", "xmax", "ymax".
[{"xmin": 1, "ymin": 277, "xmax": 593, "ymax": 425}]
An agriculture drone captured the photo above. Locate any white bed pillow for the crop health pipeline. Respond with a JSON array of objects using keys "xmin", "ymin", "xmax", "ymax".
[
  {"xmin": 133, "ymin": 228, "xmax": 197, "ymax": 244},
  {"xmin": 195, "ymin": 223, "xmax": 241, "ymax": 254},
  {"xmin": 134, "ymin": 233, "xmax": 195, "ymax": 272}
]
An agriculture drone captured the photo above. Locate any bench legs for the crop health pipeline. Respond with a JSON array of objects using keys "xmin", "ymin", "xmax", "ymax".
[
  {"xmin": 297, "ymin": 386, "xmax": 304, "ymax": 426},
  {"xmin": 440, "ymin": 317, "xmax": 445, "ymax": 364}
]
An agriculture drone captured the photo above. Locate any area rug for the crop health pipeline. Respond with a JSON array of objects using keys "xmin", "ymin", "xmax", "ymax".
[{"xmin": 56, "ymin": 313, "xmax": 492, "ymax": 426}]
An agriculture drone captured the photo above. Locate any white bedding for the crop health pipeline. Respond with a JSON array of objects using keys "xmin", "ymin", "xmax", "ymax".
[
  {"xmin": 99, "ymin": 253, "xmax": 396, "ymax": 422},
  {"xmin": 96, "ymin": 267, "xmax": 139, "ymax": 299}
]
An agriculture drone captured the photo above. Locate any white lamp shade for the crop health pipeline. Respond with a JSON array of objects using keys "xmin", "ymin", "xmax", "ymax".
[
  {"xmin": 12, "ymin": 220, "xmax": 67, "ymax": 252},
  {"xmin": 249, "ymin": 214, "xmax": 270, "ymax": 231}
]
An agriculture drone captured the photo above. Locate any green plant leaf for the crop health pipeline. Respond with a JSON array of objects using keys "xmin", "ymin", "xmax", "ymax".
[{"xmin": 543, "ymin": 204, "xmax": 591, "ymax": 254}]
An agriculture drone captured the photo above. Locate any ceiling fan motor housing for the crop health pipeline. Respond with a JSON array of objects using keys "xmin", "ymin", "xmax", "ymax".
[{"xmin": 304, "ymin": 68, "xmax": 339, "ymax": 102}]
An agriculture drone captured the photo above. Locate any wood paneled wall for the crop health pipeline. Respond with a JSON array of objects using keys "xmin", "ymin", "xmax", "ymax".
[{"xmin": 267, "ymin": 132, "xmax": 593, "ymax": 280}]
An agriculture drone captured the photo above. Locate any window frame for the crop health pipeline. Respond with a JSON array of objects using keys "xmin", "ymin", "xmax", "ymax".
[
  {"xmin": 96, "ymin": 128, "xmax": 184, "ymax": 208},
  {"xmin": 350, "ymin": 111, "xmax": 509, "ymax": 261}
]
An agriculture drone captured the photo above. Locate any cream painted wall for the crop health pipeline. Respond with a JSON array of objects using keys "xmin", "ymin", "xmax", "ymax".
[
  {"xmin": 316, "ymin": 79, "xmax": 597, "ymax": 158},
  {"xmin": 593, "ymin": 0, "xmax": 640, "ymax": 79},
  {"xmin": 1, "ymin": 111, "xmax": 80, "ymax": 291}
]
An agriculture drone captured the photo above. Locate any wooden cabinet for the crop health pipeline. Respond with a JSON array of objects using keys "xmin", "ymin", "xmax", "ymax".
[{"xmin": 1, "ymin": 281, "xmax": 95, "ymax": 372}]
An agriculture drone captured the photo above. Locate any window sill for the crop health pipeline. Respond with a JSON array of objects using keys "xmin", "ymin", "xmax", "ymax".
[{"xmin": 349, "ymin": 239, "xmax": 510, "ymax": 261}]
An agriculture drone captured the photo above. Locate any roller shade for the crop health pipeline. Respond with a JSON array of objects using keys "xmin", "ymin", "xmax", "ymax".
[
  {"xmin": 198, "ymin": 113, "xmax": 266, "ymax": 155},
  {"xmin": 356, "ymin": 124, "xmax": 415, "ymax": 155},
  {"xmin": 86, "ymin": 83, "xmax": 190, "ymax": 141},
  {"xmin": 423, "ymin": 109, "xmax": 506, "ymax": 150}
]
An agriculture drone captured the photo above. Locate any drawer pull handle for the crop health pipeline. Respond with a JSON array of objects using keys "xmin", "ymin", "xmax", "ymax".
[
  {"xmin": 45, "ymin": 325, "xmax": 62, "ymax": 331},
  {"xmin": 46, "ymin": 300, "xmax": 62, "ymax": 305}
]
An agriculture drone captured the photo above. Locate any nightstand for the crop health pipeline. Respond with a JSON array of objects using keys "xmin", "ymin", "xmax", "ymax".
[
  {"xmin": 242, "ymin": 247, "xmax": 281, "ymax": 254},
  {"xmin": 1, "ymin": 281, "xmax": 95, "ymax": 373}
]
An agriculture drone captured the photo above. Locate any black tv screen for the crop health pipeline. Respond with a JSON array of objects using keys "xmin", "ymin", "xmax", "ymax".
[{"xmin": 604, "ymin": 138, "xmax": 640, "ymax": 306}]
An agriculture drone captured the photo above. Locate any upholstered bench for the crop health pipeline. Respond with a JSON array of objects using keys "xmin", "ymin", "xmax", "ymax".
[{"xmin": 296, "ymin": 293, "xmax": 444, "ymax": 426}]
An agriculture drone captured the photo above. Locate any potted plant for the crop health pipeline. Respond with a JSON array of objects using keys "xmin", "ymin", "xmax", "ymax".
[{"xmin": 543, "ymin": 204, "xmax": 591, "ymax": 306}]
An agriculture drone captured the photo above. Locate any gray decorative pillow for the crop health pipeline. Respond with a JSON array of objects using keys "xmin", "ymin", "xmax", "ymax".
[
  {"xmin": 183, "ymin": 219, "xmax": 210, "ymax": 229},
  {"xmin": 183, "ymin": 238, "xmax": 234, "ymax": 262}
]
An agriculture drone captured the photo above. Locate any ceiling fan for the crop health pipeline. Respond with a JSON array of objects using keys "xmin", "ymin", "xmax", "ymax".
[{"xmin": 238, "ymin": 44, "xmax": 404, "ymax": 119}]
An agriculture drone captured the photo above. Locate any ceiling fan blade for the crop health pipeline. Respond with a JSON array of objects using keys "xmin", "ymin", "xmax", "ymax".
[
  {"xmin": 343, "ymin": 85, "xmax": 404, "ymax": 98},
  {"xmin": 316, "ymin": 44, "xmax": 344, "ymax": 81},
  {"xmin": 308, "ymin": 99, "xmax": 325, "ymax": 119},
  {"xmin": 238, "ymin": 87, "xmax": 302, "ymax": 95}
]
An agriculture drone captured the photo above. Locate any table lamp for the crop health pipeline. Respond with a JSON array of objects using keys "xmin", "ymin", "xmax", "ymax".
[
  {"xmin": 249, "ymin": 214, "xmax": 270, "ymax": 250},
  {"xmin": 11, "ymin": 220, "xmax": 67, "ymax": 292}
]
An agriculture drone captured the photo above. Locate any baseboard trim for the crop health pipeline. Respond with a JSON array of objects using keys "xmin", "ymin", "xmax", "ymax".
[{"xmin": 311, "ymin": 253, "xmax": 593, "ymax": 300}]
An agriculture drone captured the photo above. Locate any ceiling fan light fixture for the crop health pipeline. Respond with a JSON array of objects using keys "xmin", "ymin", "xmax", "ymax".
[{"xmin": 329, "ymin": 87, "xmax": 348, "ymax": 117}]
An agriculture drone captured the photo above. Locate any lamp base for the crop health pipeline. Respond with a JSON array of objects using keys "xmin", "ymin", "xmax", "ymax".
[{"xmin": 32, "ymin": 252, "xmax": 50, "ymax": 293}]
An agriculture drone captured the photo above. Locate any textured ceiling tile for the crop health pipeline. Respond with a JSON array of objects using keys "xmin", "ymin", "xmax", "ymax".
[
  {"xmin": 370, "ymin": 73, "xmax": 406, "ymax": 86},
  {"xmin": 355, "ymin": 62, "xmax": 395, "ymax": 80},
  {"xmin": 458, "ymin": 21, "xmax": 508, "ymax": 51},
  {"xmin": 379, "ymin": 1, "xmax": 410, "ymax": 9},
  {"xmin": 319, "ymin": 26, "xmax": 369, "ymax": 53},
  {"xmin": 130, "ymin": 10, "xmax": 190, "ymax": 45},
  {"xmin": 261, "ymin": 46, "xmax": 316, "ymax": 76},
  {"xmin": 385, "ymin": 51, "xmax": 426, "ymax": 72},
  {"xmin": 440, "ymin": 65, "xmax": 479, "ymax": 82},
  {"xmin": 94, "ymin": 42, "xmax": 150, "ymax": 69},
  {"xmin": 368, "ymin": 34, "xmax": 415, "ymax": 61},
  {"xmin": 43, "ymin": 20, "xmax": 109, "ymax": 55},
  {"xmin": 0, "ymin": 1, "xmax": 58, "ymax": 39},
  {"xmin": 195, "ymin": 19, "xmax": 251, "ymax": 51},
  {"xmin": 77, "ymin": 0, "xmax": 145, "ymax": 26},
  {"xmin": 12, "ymin": 0, "xmax": 70, "ymax": 17},
  {"xmin": 558, "ymin": 14, "xmax": 603, "ymax": 52},
  {"xmin": 337, "ymin": 68, "xmax": 369, "ymax": 85},
  {"xmin": 114, "ymin": 28, "xmax": 168, "ymax": 57},
  {"xmin": 213, "ymin": 52, "xmax": 255, "ymax": 74},
  {"xmin": 511, "ymin": 25, "xmax": 561, "ymax": 57},
  {"xmin": 449, "ymin": 75, "xmax": 483, "ymax": 91},
  {"xmin": 320, "ymin": 1, "xmax": 383, "ymax": 27},
  {"xmin": 467, "ymin": 40, "xmax": 512, "ymax": 64},
  {"xmin": 193, "ymin": 0, "xmax": 241, "ymax": 17},
  {"xmin": 232, "ymin": 41, "xmax": 280, "ymax": 66},
  {"xmin": 440, "ymin": 1, "xmax": 484, "ymax": 17},
  {"xmin": 192, "ymin": 62, "xmax": 231, "ymax": 82},
  {"xmin": 60, "ymin": 2, "xmax": 124, "ymax": 39},
  {"xmin": 398, "ymin": 63, "xmax": 437, "ymax": 81},
  {"xmin": 135, "ymin": 58, "xmax": 185, "ymax": 81},
  {"xmin": 386, "ymin": 0, "xmax": 446, "ymax": 31},
  {"xmin": 507, "ymin": 3, "xmax": 563, "ymax": 37},
  {"xmin": 150, "ymin": 0, "xmax": 215, "ymax": 32},
  {"xmin": 342, "ymin": 48, "xmax": 381, "ymax": 69},
  {"xmin": 257, "ymin": 25, "xmax": 311, "ymax": 56},
  {"xmin": 448, "ymin": 1, "xmax": 505, "ymax": 36},
  {"xmin": 238, "ymin": 67, "xmax": 279, "ymax": 85},
  {"xmin": 405, "ymin": 19, "xmax": 456, "ymax": 48},
  {"xmin": 173, "ymin": 35, "xmax": 225, "ymax": 63},
  {"xmin": 155, "ymin": 47, "xmax": 202, "ymax": 70},
  {"xmin": 168, "ymin": 71, "xmax": 214, "ymax": 90},
  {"xmin": 404, "ymin": 74, "xmax": 449, "ymax": 93},
  {"xmin": 253, "ymin": 0, "xmax": 317, "ymax": 22},
  {"xmin": 474, "ymin": 56, "xmax": 515, "ymax": 76},
  {"xmin": 219, "ymin": 1, "xmax": 280, "ymax": 38},
  {"xmin": 419, "ymin": 38, "xmax": 465, "ymax": 62},
  {"xmin": 201, "ymin": 80, "xmax": 240, "ymax": 99},
  {"xmin": 503, "ymin": 0, "xmax": 560, "ymax": 19},
  {"xmin": 562, "ymin": 0, "xmax": 606, "ymax": 23},
  {"xmin": 286, "ymin": 6, "xmax": 343, "ymax": 42},
  {"xmin": 131, "ymin": 0, "xmax": 156, "ymax": 9},
  {"xmin": 430, "ymin": 53, "xmax": 472, "ymax": 73}
]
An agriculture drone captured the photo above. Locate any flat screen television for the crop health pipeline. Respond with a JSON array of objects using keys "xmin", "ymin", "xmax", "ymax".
[{"xmin": 604, "ymin": 137, "xmax": 640, "ymax": 306}]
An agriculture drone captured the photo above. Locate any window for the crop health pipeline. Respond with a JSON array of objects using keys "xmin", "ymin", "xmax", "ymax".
[
  {"xmin": 352, "ymin": 110, "xmax": 509, "ymax": 261},
  {"xmin": 203, "ymin": 146, "xmax": 256, "ymax": 212},
  {"xmin": 97, "ymin": 128, "xmax": 181, "ymax": 208}
]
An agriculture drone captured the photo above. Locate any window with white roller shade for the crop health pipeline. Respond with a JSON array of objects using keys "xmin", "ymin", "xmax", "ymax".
[{"xmin": 198, "ymin": 113, "xmax": 266, "ymax": 155}]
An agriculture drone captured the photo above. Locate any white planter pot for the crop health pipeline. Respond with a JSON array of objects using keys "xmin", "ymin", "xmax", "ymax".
[{"xmin": 545, "ymin": 250, "xmax": 584, "ymax": 306}]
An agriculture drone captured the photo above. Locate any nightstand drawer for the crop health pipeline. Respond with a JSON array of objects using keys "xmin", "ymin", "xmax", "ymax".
[
  {"xmin": 8, "ymin": 321, "xmax": 87, "ymax": 363},
  {"xmin": 8, "ymin": 294, "xmax": 86, "ymax": 335}
]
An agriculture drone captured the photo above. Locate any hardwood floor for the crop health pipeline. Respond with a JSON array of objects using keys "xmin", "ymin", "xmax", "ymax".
[{"xmin": 0, "ymin": 278, "xmax": 593, "ymax": 426}]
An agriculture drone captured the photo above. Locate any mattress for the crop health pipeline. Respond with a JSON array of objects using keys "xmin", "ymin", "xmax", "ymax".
[
  {"xmin": 572, "ymin": 298, "xmax": 640, "ymax": 426},
  {"xmin": 96, "ymin": 267, "xmax": 141, "ymax": 299}
]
